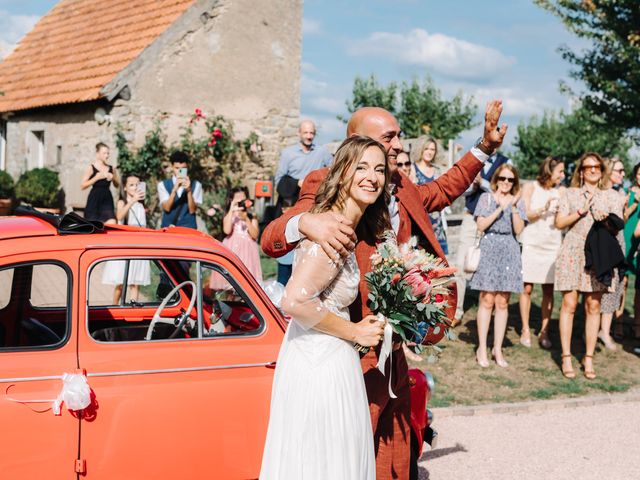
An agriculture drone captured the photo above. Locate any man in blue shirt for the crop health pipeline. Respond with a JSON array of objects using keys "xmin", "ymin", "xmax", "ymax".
[{"xmin": 274, "ymin": 120, "xmax": 333, "ymax": 193}]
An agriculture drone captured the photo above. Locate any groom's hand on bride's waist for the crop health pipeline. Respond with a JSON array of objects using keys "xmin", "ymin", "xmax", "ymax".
[{"xmin": 299, "ymin": 211, "xmax": 357, "ymax": 260}]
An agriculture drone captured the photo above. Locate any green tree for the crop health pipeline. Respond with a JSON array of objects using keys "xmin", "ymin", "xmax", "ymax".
[
  {"xmin": 399, "ymin": 77, "xmax": 477, "ymax": 142},
  {"xmin": 536, "ymin": 0, "xmax": 640, "ymax": 135},
  {"xmin": 510, "ymin": 106, "xmax": 631, "ymax": 178},
  {"xmin": 341, "ymin": 74, "xmax": 477, "ymax": 143}
]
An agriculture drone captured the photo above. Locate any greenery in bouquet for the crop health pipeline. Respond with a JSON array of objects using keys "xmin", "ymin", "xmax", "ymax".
[{"xmin": 365, "ymin": 233, "xmax": 456, "ymax": 354}]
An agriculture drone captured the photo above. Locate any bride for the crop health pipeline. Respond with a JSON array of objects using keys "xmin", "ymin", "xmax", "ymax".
[{"xmin": 260, "ymin": 135, "xmax": 391, "ymax": 479}]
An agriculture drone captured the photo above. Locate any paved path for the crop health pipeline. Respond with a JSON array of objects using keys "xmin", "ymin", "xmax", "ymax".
[{"xmin": 419, "ymin": 393, "xmax": 640, "ymax": 480}]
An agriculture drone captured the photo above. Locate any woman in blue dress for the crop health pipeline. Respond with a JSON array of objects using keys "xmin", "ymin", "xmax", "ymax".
[
  {"xmin": 412, "ymin": 138, "xmax": 449, "ymax": 254},
  {"xmin": 470, "ymin": 164, "xmax": 527, "ymax": 368}
]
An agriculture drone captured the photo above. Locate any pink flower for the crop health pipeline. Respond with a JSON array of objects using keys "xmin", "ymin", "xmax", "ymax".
[
  {"xmin": 208, "ymin": 138, "xmax": 217, "ymax": 147},
  {"xmin": 195, "ymin": 108, "xmax": 203, "ymax": 116},
  {"xmin": 250, "ymin": 142, "xmax": 258, "ymax": 153},
  {"xmin": 212, "ymin": 128, "xmax": 222, "ymax": 139},
  {"xmin": 206, "ymin": 207, "xmax": 216, "ymax": 217},
  {"xmin": 403, "ymin": 267, "xmax": 432, "ymax": 298}
]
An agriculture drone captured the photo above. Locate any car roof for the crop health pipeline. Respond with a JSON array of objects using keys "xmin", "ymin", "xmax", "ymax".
[{"xmin": 0, "ymin": 215, "xmax": 226, "ymax": 256}]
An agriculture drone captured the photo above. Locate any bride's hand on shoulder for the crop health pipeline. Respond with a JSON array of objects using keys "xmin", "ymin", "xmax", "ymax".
[{"xmin": 352, "ymin": 314, "xmax": 385, "ymax": 347}]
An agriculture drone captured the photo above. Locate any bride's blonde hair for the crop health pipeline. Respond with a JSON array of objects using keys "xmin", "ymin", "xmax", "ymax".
[{"xmin": 312, "ymin": 135, "xmax": 391, "ymax": 241}]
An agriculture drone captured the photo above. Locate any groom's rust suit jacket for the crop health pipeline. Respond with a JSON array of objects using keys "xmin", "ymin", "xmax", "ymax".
[{"xmin": 261, "ymin": 151, "xmax": 482, "ymax": 480}]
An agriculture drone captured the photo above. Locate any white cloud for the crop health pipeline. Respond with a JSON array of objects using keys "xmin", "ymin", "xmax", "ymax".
[
  {"xmin": 472, "ymin": 86, "xmax": 554, "ymax": 118},
  {"xmin": 300, "ymin": 73, "xmax": 328, "ymax": 94},
  {"xmin": 315, "ymin": 116, "xmax": 346, "ymax": 143},
  {"xmin": 348, "ymin": 28, "xmax": 515, "ymax": 80},
  {"xmin": 301, "ymin": 61, "xmax": 318, "ymax": 74},
  {"xmin": 0, "ymin": 10, "xmax": 39, "ymax": 59},
  {"xmin": 307, "ymin": 96, "xmax": 344, "ymax": 115},
  {"xmin": 302, "ymin": 18, "xmax": 322, "ymax": 35}
]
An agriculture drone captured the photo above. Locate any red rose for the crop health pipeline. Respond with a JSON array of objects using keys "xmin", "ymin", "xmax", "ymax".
[
  {"xmin": 208, "ymin": 139, "xmax": 217, "ymax": 147},
  {"xmin": 212, "ymin": 128, "xmax": 222, "ymax": 139},
  {"xmin": 195, "ymin": 108, "xmax": 202, "ymax": 116},
  {"xmin": 435, "ymin": 294, "xmax": 444, "ymax": 303}
]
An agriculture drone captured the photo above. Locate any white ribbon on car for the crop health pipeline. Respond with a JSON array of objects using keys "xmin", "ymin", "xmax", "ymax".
[
  {"xmin": 6, "ymin": 373, "xmax": 91, "ymax": 415},
  {"xmin": 375, "ymin": 313, "xmax": 397, "ymax": 399}
]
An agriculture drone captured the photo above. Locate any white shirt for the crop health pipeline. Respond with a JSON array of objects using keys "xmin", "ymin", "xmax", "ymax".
[{"xmin": 157, "ymin": 175, "xmax": 203, "ymax": 206}]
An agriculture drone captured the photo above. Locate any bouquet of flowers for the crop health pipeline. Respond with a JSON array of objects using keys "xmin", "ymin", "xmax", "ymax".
[{"xmin": 362, "ymin": 233, "xmax": 457, "ymax": 354}]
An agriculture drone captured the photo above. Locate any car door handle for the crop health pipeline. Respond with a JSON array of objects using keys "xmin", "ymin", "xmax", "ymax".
[{"xmin": 265, "ymin": 362, "xmax": 277, "ymax": 369}]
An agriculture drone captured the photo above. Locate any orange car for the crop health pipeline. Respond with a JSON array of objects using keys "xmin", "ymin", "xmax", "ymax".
[{"xmin": 0, "ymin": 211, "xmax": 435, "ymax": 479}]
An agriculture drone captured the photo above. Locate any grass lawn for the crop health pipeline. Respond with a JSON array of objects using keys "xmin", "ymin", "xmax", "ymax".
[{"xmin": 413, "ymin": 278, "xmax": 640, "ymax": 407}]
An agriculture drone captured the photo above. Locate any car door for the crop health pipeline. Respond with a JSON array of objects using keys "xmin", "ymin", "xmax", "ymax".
[
  {"xmin": 0, "ymin": 254, "xmax": 80, "ymax": 479},
  {"xmin": 77, "ymin": 248, "xmax": 285, "ymax": 479}
]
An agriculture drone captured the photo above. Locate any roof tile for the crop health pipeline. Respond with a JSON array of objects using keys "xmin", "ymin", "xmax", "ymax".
[{"xmin": 0, "ymin": 0, "xmax": 195, "ymax": 113}]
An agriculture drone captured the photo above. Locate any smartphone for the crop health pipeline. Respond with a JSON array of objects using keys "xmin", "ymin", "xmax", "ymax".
[
  {"xmin": 138, "ymin": 181, "xmax": 146, "ymax": 194},
  {"xmin": 178, "ymin": 167, "xmax": 188, "ymax": 178}
]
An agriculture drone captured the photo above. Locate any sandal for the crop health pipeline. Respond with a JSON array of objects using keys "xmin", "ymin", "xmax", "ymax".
[
  {"xmin": 538, "ymin": 330, "xmax": 552, "ymax": 349},
  {"xmin": 581, "ymin": 354, "xmax": 597, "ymax": 380},
  {"xmin": 561, "ymin": 354, "xmax": 576, "ymax": 379},
  {"xmin": 597, "ymin": 331, "xmax": 617, "ymax": 351},
  {"xmin": 519, "ymin": 329, "xmax": 531, "ymax": 348}
]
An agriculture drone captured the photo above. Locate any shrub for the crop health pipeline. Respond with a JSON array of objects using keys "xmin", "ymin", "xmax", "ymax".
[
  {"xmin": 0, "ymin": 170, "xmax": 15, "ymax": 198},
  {"xmin": 15, "ymin": 168, "xmax": 63, "ymax": 208}
]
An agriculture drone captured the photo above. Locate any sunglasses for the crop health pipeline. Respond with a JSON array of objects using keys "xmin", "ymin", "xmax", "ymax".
[
  {"xmin": 497, "ymin": 176, "xmax": 515, "ymax": 183},
  {"xmin": 613, "ymin": 168, "xmax": 625, "ymax": 173},
  {"xmin": 397, "ymin": 161, "xmax": 412, "ymax": 167},
  {"xmin": 581, "ymin": 164, "xmax": 602, "ymax": 171}
]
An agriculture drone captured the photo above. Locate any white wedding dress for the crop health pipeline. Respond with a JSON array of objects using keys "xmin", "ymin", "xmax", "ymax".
[{"xmin": 260, "ymin": 240, "xmax": 376, "ymax": 480}]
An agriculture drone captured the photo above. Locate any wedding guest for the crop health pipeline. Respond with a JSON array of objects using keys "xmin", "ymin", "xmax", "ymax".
[
  {"xmin": 411, "ymin": 138, "xmax": 448, "ymax": 254},
  {"xmin": 554, "ymin": 153, "xmax": 623, "ymax": 380},
  {"xmin": 261, "ymin": 102, "xmax": 508, "ymax": 479},
  {"xmin": 599, "ymin": 158, "xmax": 627, "ymax": 350},
  {"xmin": 158, "ymin": 151, "xmax": 203, "ymax": 229},
  {"xmin": 81, "ymin": 142, "xmax": 119, "ymax": 224},
  {"xmin": 453, "ymin": 148, "xmax": 512, "ymax": 325},
  {"xmin": 211, "ymin": 187, "xmax": 262, "ymax": 287},
  {"xmin": 621, "ymin": 162, "xmax": 640, "ymax": 339},
  {"xmin": 261, "ymin": 136, "xmax": 388, "ymax": 479},
  {"xmin": 470, "ymin": 164, "xmax": 526, "ymax": 367},
  {"xmin": 102, "ymin": 174, "xmax": 150, "ymax": 304},
  {"xmin": 519, "ymin": 156, "xmax": 565, "ymax": 349},
  {"xmin": 396, "ymin": 151, "xmax": 413, "ymax": 178}
]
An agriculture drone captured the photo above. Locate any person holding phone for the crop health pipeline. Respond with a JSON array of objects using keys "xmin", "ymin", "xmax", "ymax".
[
  {"xmin": 157, "ymin": 151, "xmax": 203, "ymax": 229},
  {"xmin": 210, "ymin": 186, "xmax": 262, "ymax": 289},
  {"xmin": 102, "ymin": 173, "xmax": 150, "ymax": 303}
]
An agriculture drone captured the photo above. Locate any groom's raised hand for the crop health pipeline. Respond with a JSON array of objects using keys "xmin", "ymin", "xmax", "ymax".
[
  {"xmin": 299, "ymin": 211, "xmax": 357, "ymax": 260},
  {"xmin": 479, "ymin": 100, "xmax": 508, "ymax": 154}
]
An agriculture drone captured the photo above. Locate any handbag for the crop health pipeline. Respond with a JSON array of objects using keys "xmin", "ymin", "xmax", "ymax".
[{"xmin": 463, "ymin": 234, "xmax": 482, "ymax": 273}]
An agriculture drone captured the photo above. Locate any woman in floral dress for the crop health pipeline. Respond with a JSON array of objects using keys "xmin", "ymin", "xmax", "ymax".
[
  {"xmin": 470, "ymin": 164, "xmax": 527, "ymax": 368},
  {"xmin": 554, "ymin": 152, "xmax": 623, "ymax": 380}
]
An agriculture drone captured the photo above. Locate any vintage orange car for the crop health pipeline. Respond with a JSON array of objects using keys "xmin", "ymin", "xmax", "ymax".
[{"xmin": 0, "ymin": 210, "xmax": 435, "ymax": 479}]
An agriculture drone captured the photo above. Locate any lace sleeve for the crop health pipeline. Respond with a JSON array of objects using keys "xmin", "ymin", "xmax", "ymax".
[{"xmin": 281, "ymin": 240, "xmax": 343, "ymax": 330}]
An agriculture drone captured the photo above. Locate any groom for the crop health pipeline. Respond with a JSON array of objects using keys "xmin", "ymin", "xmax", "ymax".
[{"xmin": 262, "ymin": 101, "xmax": 507, "ymax": 479}]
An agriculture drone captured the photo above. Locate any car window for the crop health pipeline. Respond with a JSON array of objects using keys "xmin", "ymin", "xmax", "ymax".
[
  {"xmin": 0, "ymin": 262, "xmax": 70, "ymax": 351},
  {"xmin": 88, "ymin": 259, "xmax": 179, "ymax": 307},
  {"xmin": 88, "ymin": 257, "xmax": 264, "ymax": 342},
  {"xmin": 0, "ymin": 268, "xmax": 12, "ymax": 310}
]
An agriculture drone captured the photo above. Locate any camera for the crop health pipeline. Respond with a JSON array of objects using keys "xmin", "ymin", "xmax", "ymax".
[{"xmin": 236, "ymin": 199, "xmax": 254, "ymax": 211}]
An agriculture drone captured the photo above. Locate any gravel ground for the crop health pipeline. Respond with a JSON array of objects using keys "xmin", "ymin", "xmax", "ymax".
[{"xmin": 419, "ymin": 397, "xmax": 640, "ymax": 480}]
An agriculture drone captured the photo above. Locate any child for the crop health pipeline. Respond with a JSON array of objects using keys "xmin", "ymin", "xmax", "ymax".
[
  {"xmin": 102, "ymin": 174, "xmax": 151, "ymax": 303},
  {"xmin": 210, "ymin": 187, "xmax": 262, "ymax": 289},
  {"xmin": 276, "ymin": 197, "xmax": 295, "ymax": 285}
]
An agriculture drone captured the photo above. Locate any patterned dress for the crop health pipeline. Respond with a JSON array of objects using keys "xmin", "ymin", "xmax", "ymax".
[
  {"xmin": 414, "ymin": 164, "xmax": 448, "ymax": 254},
  {"xmin": 469, "ymin": 192, "xmax": 527, "ymax": 293},
  {"xmin": 554, "ymin": 187, "xmax": 623, "ymax": 292}
]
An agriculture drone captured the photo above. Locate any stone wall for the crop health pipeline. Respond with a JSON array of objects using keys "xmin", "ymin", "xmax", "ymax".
[
  {"xmin": 107, "ymin": 0, "xmax": 302, "ymax": 180},
  {"xmin": 4, "ymin": 101, "xmax": 113, "ymax": 208}
]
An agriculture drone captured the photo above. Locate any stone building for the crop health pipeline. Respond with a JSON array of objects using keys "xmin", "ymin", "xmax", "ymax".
[{"xmin": 0, "ymin": 0, "xmax": 302, "ymax": 209}]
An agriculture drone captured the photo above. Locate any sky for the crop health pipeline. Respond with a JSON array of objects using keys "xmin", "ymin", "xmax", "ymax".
[{"xmin": 0, "ymin": 0, "xmax": 587, "ymax": 149}]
